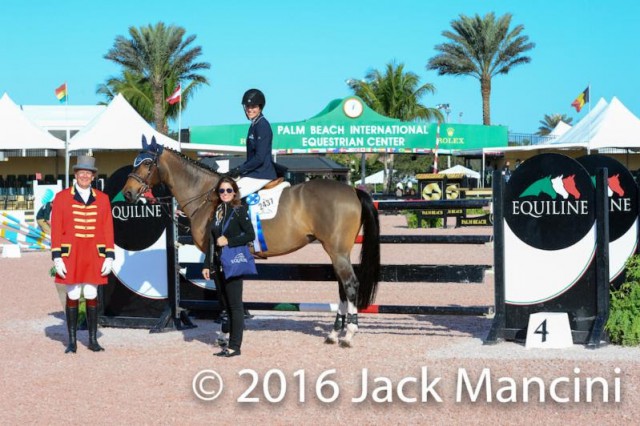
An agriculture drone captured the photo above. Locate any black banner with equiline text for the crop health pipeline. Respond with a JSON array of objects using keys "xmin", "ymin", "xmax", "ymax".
[
  {"xmin": 99, "ymin": 165, "xmax": 173, "ymax": 327},
  {"xmin": 577, "ymin": 155, "xmax": 639, "ymax": 290},
  {"xmin": 502, "ymin": 153, "xmax": 597, "ymax": 343}
]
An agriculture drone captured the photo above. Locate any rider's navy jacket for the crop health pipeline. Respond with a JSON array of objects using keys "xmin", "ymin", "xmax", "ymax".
[{"xmin": 238, "ymin": 114, "xmax": 277, "ymax": 180}]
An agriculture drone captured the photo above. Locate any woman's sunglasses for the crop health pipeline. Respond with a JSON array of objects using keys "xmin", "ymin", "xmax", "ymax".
[{"xmin": 218, "ymin": 188, "xmax": 235, "ymax": 194}]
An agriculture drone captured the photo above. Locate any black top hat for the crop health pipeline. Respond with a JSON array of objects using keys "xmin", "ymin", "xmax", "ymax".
[{"xmin": 73, "ymin": 155, "xmax": 98, "ymax": 172}]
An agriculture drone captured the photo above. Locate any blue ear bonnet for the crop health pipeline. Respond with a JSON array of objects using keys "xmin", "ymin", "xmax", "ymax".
[
  {"xmin": 133, "ymin": 152, "xmax": 155, "ymax": 167},
  {"xmin": 136, "ymin": 134, "xmax": 164, "ymax": 166}
]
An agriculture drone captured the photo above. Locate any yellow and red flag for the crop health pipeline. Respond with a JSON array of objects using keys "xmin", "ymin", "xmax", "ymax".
[
  {"xmin": 571, "ymin": 87, "xmax": 589, "ymax": 113},
  {"xmin": 54, "ymin": 83, "xmax": 68, "ymax": 103}
]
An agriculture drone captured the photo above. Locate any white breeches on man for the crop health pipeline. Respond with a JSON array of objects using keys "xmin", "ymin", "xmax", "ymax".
[
  {"xmin": 236, "ymin": 177, "xmax": 271, "ymax": 198},
  {"xmin": 66, "ymin": 284, "xmax": 98, "ymax": 300}
]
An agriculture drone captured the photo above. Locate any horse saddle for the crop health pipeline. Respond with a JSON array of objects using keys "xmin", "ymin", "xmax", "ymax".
[{"xmin": 262, "ymin": 177, "xmax": 284, "ymax": 190}]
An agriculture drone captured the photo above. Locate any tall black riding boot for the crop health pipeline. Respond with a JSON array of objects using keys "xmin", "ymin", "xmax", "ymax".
[
  {"xmin": 86, "ymin": 302, "xmax": 104, "ymax": 352},
  {"xmin": 65, "ymin": 300, "xmax": 78, "ymax": 354}
]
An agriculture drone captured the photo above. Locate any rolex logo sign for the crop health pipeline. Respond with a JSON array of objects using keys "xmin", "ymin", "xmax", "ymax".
[{"xmin": 446, "ymin": 127, "xmax": 455, "ymax": 137}]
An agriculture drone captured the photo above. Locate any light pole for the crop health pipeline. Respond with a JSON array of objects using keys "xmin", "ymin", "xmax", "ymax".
[{"xmin": 437, "ymin": 103, "xmax": 451, "ymax": 123}]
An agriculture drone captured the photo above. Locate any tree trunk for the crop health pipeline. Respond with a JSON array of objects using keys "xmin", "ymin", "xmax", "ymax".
[
  {"xmin": 153, "ymin": 87, "xmax": 167, "ymax": 134},
  {"xmin": 481, "ymin": 75, "xmax": 491, "ymax": 126}
]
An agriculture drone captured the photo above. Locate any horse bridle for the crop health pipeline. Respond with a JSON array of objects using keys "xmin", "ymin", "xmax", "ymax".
[{"xmin": 127, "ymin": 150, "xmax": 159, "ymax": 199}]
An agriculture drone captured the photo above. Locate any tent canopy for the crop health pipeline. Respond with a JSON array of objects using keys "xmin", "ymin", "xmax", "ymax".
[
  {"xmin": 549, "ymin": 97, "xmax": 640, "ymax": 150},
  {"xmin": 440, "ymin": 164, "xmax": 480, "ymax": 180},
  {"xmin": 0, "ymin": 93, "xmax": 65, "ymax": 150},
  {"xmin": 548, "ymin": 121, "xmax": 572, "ymax": 138},
  {"xmin": 68, "ymin": 94, "xmax": 180, "ymax": 152},
  {"xmin": 354, "ymin": 169, "xmax": 395, "ymax": 185}
]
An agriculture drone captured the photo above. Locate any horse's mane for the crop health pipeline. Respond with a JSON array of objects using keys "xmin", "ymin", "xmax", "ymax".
[{"xmin": 164, "ymin": 147, "xmax": 220, "ymax": 176}]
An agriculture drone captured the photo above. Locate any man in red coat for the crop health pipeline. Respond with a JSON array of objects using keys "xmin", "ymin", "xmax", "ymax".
[{"xmin": 51, "ymin": 155, "xmax": 115, "ymax": 353}]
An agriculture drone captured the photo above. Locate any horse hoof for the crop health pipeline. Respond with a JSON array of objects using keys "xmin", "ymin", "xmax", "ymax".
[{"xmin": 339, "ymin": 339, "xmax": 352, "ymax": 348}]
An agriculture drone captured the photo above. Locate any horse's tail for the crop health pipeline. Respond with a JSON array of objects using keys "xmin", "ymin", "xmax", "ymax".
[{"xmin": 355, "ymin": 188, "xmax": 380, "ymax": 309}]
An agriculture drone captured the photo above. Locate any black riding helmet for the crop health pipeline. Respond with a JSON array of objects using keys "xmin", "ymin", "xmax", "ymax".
[{"xmin": 242, "ymin": 89, "xmax": 266, "ymax": 109}]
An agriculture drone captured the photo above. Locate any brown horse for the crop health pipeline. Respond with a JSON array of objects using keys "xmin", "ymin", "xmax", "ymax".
[{"xmin": 122, "ymin": 136, "xmax": 380, "ymax": 347}]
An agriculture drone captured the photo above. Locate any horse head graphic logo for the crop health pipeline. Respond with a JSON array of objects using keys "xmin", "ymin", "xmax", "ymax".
[
  {"xmin": 589, "ymin": 174, "xmax": 625, "ymax": 197},
  {"xmin": 519, "ymin": 174, "xmax": 580, "ymax": 200}
]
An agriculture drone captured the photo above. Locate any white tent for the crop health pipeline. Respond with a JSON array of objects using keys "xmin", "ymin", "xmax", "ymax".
[
  {"xmin": 68, "ymin": 93, "xmax": 180, "ymax": 152},
  {"xmin": 354, "ymin": 169, "xmax": 388, "ymax": 185},
  {"xmin": 548, "ymin": 121, "xmax": 572, "ymax": 138},
  {"xmin": 440, "ymin": 164, "xmax": 480, "ymax": 180},
  {"xmin": 0, "ymin": 93, "xmax": 65, "ymax": 150},
  {"xmin": 581, "ymin": 97, "xmax": 640, "ymax": 150},
  {"xmin": 550, "ymin": 98, "xmax": 609, "ymax": 147}
]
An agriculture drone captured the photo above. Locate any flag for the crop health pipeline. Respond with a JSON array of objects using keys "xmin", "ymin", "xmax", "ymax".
[
  {"xmin": 54, "ymin": 83, "xmax": 67, "ymax": 103},
  {"xmin": 571, "ymin": 87, "xmax": 589, "ymax": 113},
  {"xmin": 166, "ymin": 84, "xmax": 181, "ymax": 105}
]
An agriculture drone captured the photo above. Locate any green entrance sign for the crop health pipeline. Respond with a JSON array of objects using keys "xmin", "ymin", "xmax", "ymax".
[{"xmin": 189, "ymin": 97, "xmax": 507, "ymax": 154}]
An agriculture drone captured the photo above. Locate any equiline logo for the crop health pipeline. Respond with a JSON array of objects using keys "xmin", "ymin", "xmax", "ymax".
[
  {"xmin": 596, "ymin": 174, "xmax": 625, "ymax": 197},
  {"xmin": 513, "ymin": 174, "xmax": 589, "ymax": 218},
  {"xmin": 589, "ymin": 174, "xmax": 632, "ymax": 213}
]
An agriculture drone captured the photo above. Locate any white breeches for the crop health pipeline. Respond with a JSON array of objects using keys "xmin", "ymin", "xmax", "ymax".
[
  {"xmin": 66, "ymin": 284, "xmax": 98, "ymax": 300},
  {"xmin": 236, "ymin": 177, "xmax": 271, "ymax": 198}
]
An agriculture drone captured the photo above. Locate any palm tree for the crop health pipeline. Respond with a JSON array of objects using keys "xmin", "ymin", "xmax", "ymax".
[
  {"xmin": 347, "ymin": 62, "xmax": 443, "ymax": 192},
  {"xmin": 348, "ymin": 62, "xmax": 443, "ymax": 122},
  {"xmin": 96, "ymin": 72, "xmax": 197, "ymax": 126},
  {"xmin": 536, "ymin": 113, "xmax": 573, "ymax": 136},
  {"xmin": 427, "ymin": 12, "xmax": 535, "ymax": 125},
  {"xmin": 103, "ymin": 22, "xmax": 210, "ymax": 134}
]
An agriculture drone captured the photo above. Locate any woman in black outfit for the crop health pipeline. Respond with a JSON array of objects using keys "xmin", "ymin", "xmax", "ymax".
[{"xmin": 202, "ymin": 177, "xmax": 255, "ymax": 357}]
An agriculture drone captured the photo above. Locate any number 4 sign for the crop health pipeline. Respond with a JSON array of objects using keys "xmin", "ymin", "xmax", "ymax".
[{"xmin": 525, "ymin": 312, "xmax": 573, "ymax": 349}]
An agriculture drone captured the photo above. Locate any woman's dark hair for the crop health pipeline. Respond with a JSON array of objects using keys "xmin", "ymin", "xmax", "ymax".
[{"xmin": 213, "ymin": 176, "xmax": 241, "ymax": 211}]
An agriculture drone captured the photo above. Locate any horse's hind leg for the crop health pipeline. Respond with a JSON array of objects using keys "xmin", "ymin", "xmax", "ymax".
[
  {"xmin": 325, "ymin": 299, "xmax": 347, "ymax": 344},
  {"xmin": 326, "ymin": 254, "xmax": 360, "ymax": 348}
]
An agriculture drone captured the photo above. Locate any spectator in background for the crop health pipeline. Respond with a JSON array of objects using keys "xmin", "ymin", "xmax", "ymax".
[
  {"xmin": 485, "ymin": 162, "xmax": 494, "ymax": 187},
  {"xmin": 36, "ymin": 189, "xmax": 54, "ymax": 234},
  {"xmin": 407, "ymin": 182, "xmax": 416, "ymax": 197},
  {"xmin": 502, "ymin": 161, "xmax": 512, "ymax": 182},
  {"xmin": 395, "ymin": 182, "xmax": 404, "ymax": 198}
]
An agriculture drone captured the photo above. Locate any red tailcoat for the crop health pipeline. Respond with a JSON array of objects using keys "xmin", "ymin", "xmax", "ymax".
[{"xmin": 51, "ymin": 186, "xmax": 115, "ymax": 285}]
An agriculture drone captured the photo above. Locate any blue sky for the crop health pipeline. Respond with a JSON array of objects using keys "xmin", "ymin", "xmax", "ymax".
[{"xmin": 2, "ymin": 0, "xmax": 638, "ymax": 133}]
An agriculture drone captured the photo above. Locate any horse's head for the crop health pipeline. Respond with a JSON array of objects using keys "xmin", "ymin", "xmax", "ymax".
[
  {"xmin": 551, "ymin": 175, "xmax": 569, "ymax": 199},
  {"xmin": 608, "ymin": 174, "xmax": 625, "ymax": 197},
  {"xmin": 123, "ymin": 135, "xmax": 163, "ymax": 203},
  {"xmin": 562, "ymin": 174, "xmax": 581, "ymax": 199}
]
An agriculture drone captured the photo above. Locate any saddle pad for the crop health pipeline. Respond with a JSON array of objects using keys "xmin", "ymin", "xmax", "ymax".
[{"xmin": 245, "ymin": 182, "xmax": 291, "ymax": 252}]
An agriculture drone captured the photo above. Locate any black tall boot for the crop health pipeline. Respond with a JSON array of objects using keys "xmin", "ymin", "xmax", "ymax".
[
  {"xmin": 86, "ymin": 302, "xmax": 104, "ymax": 352},
  {"xmin": 65, "ymin": 302, "xmax": 78, "ymax": 354}
]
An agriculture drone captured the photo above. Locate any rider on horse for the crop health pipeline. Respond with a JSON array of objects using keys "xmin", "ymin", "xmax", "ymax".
[{"xmin": 228, "ymin": 89, "xmax": 277, "ymax": 198}]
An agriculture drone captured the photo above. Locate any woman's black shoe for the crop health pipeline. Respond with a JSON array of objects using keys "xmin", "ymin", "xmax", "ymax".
[
  {"xmin": 221, "ymin": 349, "xmax": 241, "ymax": 357},
  {"xmin": 214, "ymin": 349, "xmax": 228, "ymax": 357}
]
